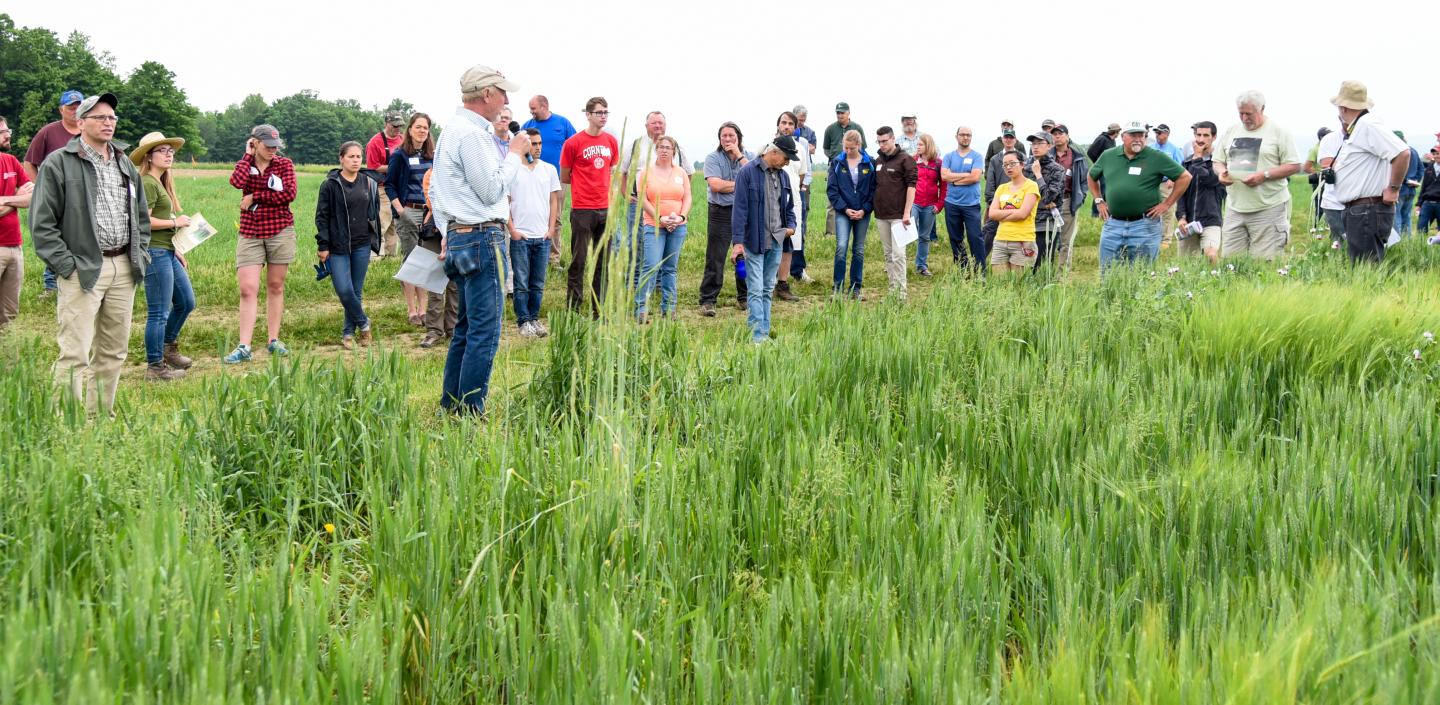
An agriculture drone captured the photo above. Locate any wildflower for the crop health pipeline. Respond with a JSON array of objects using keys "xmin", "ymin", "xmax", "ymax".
[
  {"xmin": 1331, "ymin": 240, "xmax": 1341, "ymax": 250},
  {"xmin": 1210, "ymin": 269, "xmax": 1220, "ymax": 276},
  {"xmin": 1413, "ymin": 349, "xmax": 1423, "ymax": 361},
  {"xmin": 1186, "ymin": 291, "xmax": 1194, "ymax": 300},
  {"xmin": 1276, "ymin": 267, "xmax": 1290, "ymax": 276},
  {"xmin": 1423, "ymin": 331, "xmax": 1434, "ymax": 342},
  {"xmin": 1167, "ymin": 266, "xmax": 1180, "ymax": 275},
  {"xmin": 324, "ymin": 523, "xmax": 335, "ymax": 534},
  {"xmin": 1227, "ymin": 264, "xmax": 1236, "ymax": 272}
]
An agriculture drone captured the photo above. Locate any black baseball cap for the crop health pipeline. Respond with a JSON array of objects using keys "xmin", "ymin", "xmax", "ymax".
[
  {"xmin": 771, "ymin": 135, "xmax": 801, "ymax": 161},
  {"xmin": 1153, "ymin": 124, "xmax": 1171, "ymax": 133}
]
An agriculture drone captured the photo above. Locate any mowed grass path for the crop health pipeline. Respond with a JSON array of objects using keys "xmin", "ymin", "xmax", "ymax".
[{"xmin": 3, "ymin": 171, "xmax": 1440, "ymax": 702}]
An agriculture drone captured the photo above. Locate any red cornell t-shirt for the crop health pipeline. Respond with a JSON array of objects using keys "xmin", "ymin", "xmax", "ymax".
[
  {"xmin": 365, "ymin": 132, "xmax": 404, "ymax": 170},
  {"xmin": 0, "ymin": 153, "xmax": 30, "ymax": 247},
  {"xmin": 560, "ymin": 131, "xmax": 618, "ymax": 210}
]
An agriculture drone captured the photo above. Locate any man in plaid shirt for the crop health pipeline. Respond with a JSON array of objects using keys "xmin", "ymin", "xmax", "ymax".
[{"xmin": 224, "ymin": 124, "xmax": 298, "ymax": 363}]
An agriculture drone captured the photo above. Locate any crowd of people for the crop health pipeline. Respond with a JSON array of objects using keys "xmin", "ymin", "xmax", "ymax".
[{"xmin": 0, "ymin": 72, "xmax": 1430, "ymax": 419}]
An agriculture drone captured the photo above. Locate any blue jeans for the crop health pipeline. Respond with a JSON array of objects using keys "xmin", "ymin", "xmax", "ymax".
[
  {"xmin": 634, "ymin": 224, "xmax": 687, "ymax": 316},
  {"xmin": 510, "ymin": 237, "xmax": 550, "ymax": 325},
  {"xmin": 833, "ymin": 214, "xmax": 870, "ymax": 294},
  {"xmin": 744, "ymin": 244, "xmax": 782, "ymax": 341},
  {"xmin": 1098, "ymin": 216, "xmax": 1163, "ymax": 272},
  {"xmin": 1419, "ymin": 201, "xmax": 1440, "ymax": 235},
  {"xmin": 326, "ymin": 248, "xmax": 371, "ymax": 336},
  {"xmin": 441, "ymin": 226, "xmax": 506, "ymax": 415},
  {"xmin": 1395, "ymin": 189, "xmax": 1416, "ymax": 235},
  {"xmin": 944, "ymin": 203, "xmax": 985, "ymax": 271},
  {"xmin": 913, "ymin": 204, "xmax": 938, "ymax": 270},
  {"xmin": 43, "ymin": 266, "xmax": 57, "ymax": 290},
  {"xmin": 141, "ymin": 247, "xmax": 196, "ymax": 364}
]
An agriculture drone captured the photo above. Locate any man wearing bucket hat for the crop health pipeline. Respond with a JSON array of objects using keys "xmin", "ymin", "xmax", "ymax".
[
  {"xmin": 131, "ymin": 131, "xmax": 197, "ymax": 381},
  {"xmin": 429, "ymin": 64, "xmax": 530, "ymax": 417},
  {"xmin": 1326, "ymin": 80, "xmax": 1411, "ymax": 263},
  {"xmin": 23, "ymin": 90, "xmax": 86, "ymax": 297},
  {"xmin": 367, "ymin": 111, "xmax": 407, "ymax": 257},
  {"xmin": 29, "ymin": 93, "xmax": 151, "ymax": 417}
]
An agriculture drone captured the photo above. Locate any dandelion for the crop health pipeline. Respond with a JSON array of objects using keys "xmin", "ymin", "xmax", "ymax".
[{"xmin": 324, "ymin": 523, "xmax": 335, "ymax": 534}]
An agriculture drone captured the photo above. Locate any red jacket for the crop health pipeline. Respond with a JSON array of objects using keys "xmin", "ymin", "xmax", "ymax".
[{"xmin": 914, "ymin": 157, "xmax": 947, "ymax": 209}]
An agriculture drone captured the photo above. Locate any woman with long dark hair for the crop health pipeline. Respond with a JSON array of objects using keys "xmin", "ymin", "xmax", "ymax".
[
  {"xmin": 316, "ymin": 141, "xmax": 382, "ymax": 349},
  {"xmin": 385, "ymin": 112, "xmax": 434, "ymax": 325}
]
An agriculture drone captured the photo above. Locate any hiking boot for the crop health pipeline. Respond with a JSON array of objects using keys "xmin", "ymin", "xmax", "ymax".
[
  {"xmin": 699, "ymin": 303, "xmax": 717, "ymax": 317},
  {"xmin": 532, "ymin": 320, "xmax": 550, "ymax": 337},
  {"xmin": 775, "ymin": 281, "xmax": 798, "ymax": 301},
  {"xmin": 223, "ymin": 344, "xmax": 253, "ymax": 364},
  {"xmin": 358, "ymin": 326, "xmax": 373, "ymax": 347},
  {"xmin": 146, "ymin": 362, "xmax": 185, "ymax": 381},
  {"xmin": 736, "ymin": 298, "xmax": 748, "ymax": 312},
  {"xmin": 419, "ymin": 333, "xmax": 442, "ymax": 349},
  {"xmin": 341, "ymin": 335, "xmax": 355, "ymax": 351},
  {"xmin": 162, "ymin": 342, "xmax": 193, "ymax": 369}
]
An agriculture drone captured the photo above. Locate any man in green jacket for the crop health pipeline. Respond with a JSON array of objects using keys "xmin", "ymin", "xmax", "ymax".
[
  {"xmin": 29, "ymin": 93, "xmax": 151, "ymax": 418},
  {"xmin": 823, "ymin": 102, "xmax": 865, "ymax": 237}
]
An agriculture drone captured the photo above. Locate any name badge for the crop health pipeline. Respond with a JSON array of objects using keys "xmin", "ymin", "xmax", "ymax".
[
  {"xmin": 1128, "ymin": 166, "xmax": 1143, "ymax": 176},
  {"xmin": 964, "ymin": 158, "xmax": 973, "ymax": 165},
  {"xmin": 409, "ymin": 157, "xmax": 421, "ymax": 167}
]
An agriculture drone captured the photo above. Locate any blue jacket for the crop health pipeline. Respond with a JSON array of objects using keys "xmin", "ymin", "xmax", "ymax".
[
  {"xmin": 383, "ymin": 147, "xmax": 433, "ymax": 207},
  {"xmin": 731, "ymin": 159, "xmax": 796, "ymax": 253},
  {"xmin": 826, "ymin": 151, "xmax": 876, "ymax": 216}
]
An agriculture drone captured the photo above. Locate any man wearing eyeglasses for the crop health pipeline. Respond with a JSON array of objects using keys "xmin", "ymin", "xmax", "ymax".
[
  {"xmin": 0, "ymin": 115, "xmax": 35, "ymax": 327},
  {"xmin": 560, "ymin": 97, "xmax": 619, "ymax": 316},
  {"xmin": 29, "ymin": 93, "xmax": 152, "ymax": 418},
  {"xmin": 1087, "ymin": 120, "xmax": 1191, "ymax": 272}
]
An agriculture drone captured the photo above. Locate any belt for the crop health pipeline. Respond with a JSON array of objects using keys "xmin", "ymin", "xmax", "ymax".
[
  {"xmin": 403, "ymin": 201, "xmax": 427, "ymax": 209},
  {"xmin": 450, "ymin": 221, "xmax": 505, "ymax": 233},
  {"xmin": 101, "ymin": 244, "xmax": 130, "ymax": 257},
  {"xmin": 1344, "ymin": 196, "xmax": 1385, "ymax": 208},
  {"xmin": 1110, "ymin": 214, "xmax": 1147, "ymax": 222}
]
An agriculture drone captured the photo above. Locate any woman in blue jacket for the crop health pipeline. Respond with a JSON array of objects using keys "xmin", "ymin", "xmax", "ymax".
[
  {"xmin": 384, "ymin": 113, "xmax": 434, "ymax": 326},
  {"xmin": 316, "ymin": 141, "xmax": 382, "ymax": 349},
  {"xmin": 826, "ymin": 129, "xmax": 875, "ymax": 298}
]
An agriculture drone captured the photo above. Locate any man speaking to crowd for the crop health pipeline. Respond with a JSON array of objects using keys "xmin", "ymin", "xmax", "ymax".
[{"xmin": 1325, "ymin": 80, "xmax": 1411, "ymax": 263}]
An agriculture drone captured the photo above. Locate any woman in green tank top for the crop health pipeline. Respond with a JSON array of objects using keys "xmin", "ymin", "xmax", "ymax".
[{"xmin": 131, "ymin": 132, "xmax": 197, "ymax": 381}]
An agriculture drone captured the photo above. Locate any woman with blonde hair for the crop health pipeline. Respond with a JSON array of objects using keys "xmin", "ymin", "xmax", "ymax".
[
  {"xmin": 633, "ymin": 135, "xmax": 691, "ymax": 322},
  {"xmin": 912, "ymin": 133, "xmax": 947, "ymax": 276},
  {"xmin": 131, "ymin": 131, "xmax": 196, "ymax": 380}
]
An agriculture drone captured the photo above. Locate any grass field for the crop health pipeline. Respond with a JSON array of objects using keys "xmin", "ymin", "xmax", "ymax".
[{"xmin": 2, "ymin": 169, "xmax": 1439, "ymax": 703}]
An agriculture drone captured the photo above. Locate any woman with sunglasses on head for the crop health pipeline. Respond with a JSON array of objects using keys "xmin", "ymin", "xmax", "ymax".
[
  {"xmin": 225, "ymin": 123, "xmax": 297, "ymax": 363},
  {"xmin": 385, "ymin": 112, "xmax": 435, "ymax": 326},
  {"xmin": 131, "ymin": 131, "xmax": 196, "ymax": 380}
]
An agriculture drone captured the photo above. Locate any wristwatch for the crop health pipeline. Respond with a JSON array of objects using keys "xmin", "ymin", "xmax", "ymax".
[
  {"xmin": 1262, "ymin": 170, "xmax": 1270, "ymax": 180},
  {"xmin": 1094, "ymin": 197, "xmax": 1105, "ymax": 204}
]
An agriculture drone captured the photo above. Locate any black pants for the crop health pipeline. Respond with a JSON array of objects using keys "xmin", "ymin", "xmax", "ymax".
[
  {"xmin": 1344, "ymin": 201, "xmax": 1394, "ymax": 263},
  {"xmin": 699, "ymin": 203, "xmax": 747, "ymax": 304},
  {"xmin": 567, "ymin": 208, "xmax": 609, "ymax": 314}
]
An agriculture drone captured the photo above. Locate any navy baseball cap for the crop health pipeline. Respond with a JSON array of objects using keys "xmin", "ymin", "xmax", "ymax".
[{"xmin": 59, "ymin": 90, "xmax": 83, "ymax": 106}]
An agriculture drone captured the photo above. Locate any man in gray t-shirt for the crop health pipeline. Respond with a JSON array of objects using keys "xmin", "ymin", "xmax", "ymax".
[{"xmin": 698, "ymin": 122, "xmax": 754, "ymax": 314}]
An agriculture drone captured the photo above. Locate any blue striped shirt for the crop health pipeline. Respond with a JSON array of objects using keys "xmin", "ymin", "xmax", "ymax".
[{"xmin": 428, "ymin": 107, "xmax": 521, "ymax": 234}]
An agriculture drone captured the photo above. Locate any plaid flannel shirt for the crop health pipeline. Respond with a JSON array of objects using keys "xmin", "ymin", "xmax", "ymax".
[
  {"xmin": 229, "ymin": 154, "xmax": 297, "ymax": 238},
  {"xmin": 79, "ymin": 140, "xmax": 131, "ymax": 251}
]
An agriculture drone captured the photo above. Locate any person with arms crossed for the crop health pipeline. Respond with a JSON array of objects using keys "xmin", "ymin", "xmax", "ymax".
[
  {"xmin": 631, "ymin": 135, "xmax": 691, "ymax": 323},
  {"xmin": 987, "ymin": 150, "xmax": 1040, "ymax": 275},
  {"xmin": 0, "ymin": 116, "xmax": 34, "ymax": 328},
  {"xmin": 941, "ymin": 126, "xmax": 986, "ymax": 272}
]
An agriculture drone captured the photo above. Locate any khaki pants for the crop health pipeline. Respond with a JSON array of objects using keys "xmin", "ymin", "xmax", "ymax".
[
  {"xmin": 379, "ymin": 201, "xmax": 398, "ymax": 256},
  {"xmin": 1158, "ymin": 181, "xmax": 1177, "ymax": 246},
  {"xmin": 55, "ymin": 255, "xmax": 135, "ymax": 417},
  {"xmin": 873, "ymin": 217, "xmax": 908, "ymax": 299},
  {"xmin": 1222, "ymin": 202, "xmax": 1290, "ymax": 259},
  {"xmin": 1057, "ymin": 196, "xmax": 1078, "ymax": 267},
  {"xmin": 1178, "ymin": 225, "xmax": 1222, "ymax": 257},
  {"xmin": 419, "ymin": 237, "xmax": 458, "ymax": 337},
  {"xmin": 0, "ymin": 246, "xmax": 22, "ymax": 328}
]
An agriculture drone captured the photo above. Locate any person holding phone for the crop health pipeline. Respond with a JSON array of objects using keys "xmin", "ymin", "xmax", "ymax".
[{"xmin": 225, "ymin": 124, "xmax": 297, "ymax": 363}]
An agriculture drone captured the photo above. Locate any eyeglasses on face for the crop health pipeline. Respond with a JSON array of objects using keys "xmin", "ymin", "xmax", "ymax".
[
  {"xmin": 589, "ymin": 110, "xmax": 610, "ymax": 116},
  {"xmin": 85, "ymin": 114, "xmax": 120, "ymax": 123}
]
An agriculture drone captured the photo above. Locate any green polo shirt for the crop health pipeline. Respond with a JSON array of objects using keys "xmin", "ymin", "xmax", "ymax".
[{"xmin": 1090, "ymin": 145, "xmax": 1185, "ymax": 219}]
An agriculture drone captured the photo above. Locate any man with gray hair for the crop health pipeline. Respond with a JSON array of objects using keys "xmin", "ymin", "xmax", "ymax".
[
  {"xmin": 792, "ymin": 105, "xmax": 818, "ymax": 156},
  {"xmin": 430, "ymin": 65, "xmax": 531, "ymax": 417},
  {"xmin": 731, "ymin": 137, "xmax": 799, "ymax": 344},
  {"xmin": 1327, "ymin": 80, "xmax": 1411, "ymax": 263},
  {"xmin": 1213, "ymin": 90, "xmax": 1301, "ymax": 259}
]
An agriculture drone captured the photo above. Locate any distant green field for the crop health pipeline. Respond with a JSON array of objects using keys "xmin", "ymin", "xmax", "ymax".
[{"xmin": 3, "ymin": 172, "xmax": 1440, "ymax": 703}]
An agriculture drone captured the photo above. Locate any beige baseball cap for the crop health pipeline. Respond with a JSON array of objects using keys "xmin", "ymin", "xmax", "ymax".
[{"xmin": 460, "ymin": 65, "xmax": 519, "ymax": 94}]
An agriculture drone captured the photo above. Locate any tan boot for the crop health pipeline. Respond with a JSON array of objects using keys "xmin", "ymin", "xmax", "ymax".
[
  {"xmin": 358, "ymin": 326, "xmax": 373, "ymax": 347},
  {"xmin": 146, "ymin": 362, "xmax": 185, "ymax": 381},
  {"xmin": 162, "ymin": 342, "xmax": 193, "ymax": 369}
]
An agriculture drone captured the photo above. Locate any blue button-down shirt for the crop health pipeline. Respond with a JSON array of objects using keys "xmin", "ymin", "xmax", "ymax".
[{"xmin": 429, "ymin": 107, "xmax": 522, "ymax": 234}]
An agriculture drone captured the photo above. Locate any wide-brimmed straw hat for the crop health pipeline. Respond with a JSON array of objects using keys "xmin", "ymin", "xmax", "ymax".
[
  {"xmin": 1330, "ymin": 80, "xmax": 1374, "ymax": 110},
  {"xmin": 130, "ymin": 131, "xmax": 186, "ymax": 166}
]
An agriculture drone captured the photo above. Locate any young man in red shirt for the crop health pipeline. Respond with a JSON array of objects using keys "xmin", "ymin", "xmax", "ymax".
[
  {"xmin": 0, "ymin": 115, "xmax": 34, "ymax": 327},
  {"xmin": 366, "ymin": 111, "xmax": 406, "ymax": 256},
  {"xmin": 559, "ymin": 97, "xmax": 618, "ymax": 316}
]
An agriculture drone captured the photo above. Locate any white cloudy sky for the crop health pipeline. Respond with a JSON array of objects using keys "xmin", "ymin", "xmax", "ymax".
[{"xmin": 13, "ymin": 0, "xmax": 1438, "ymax": 160}]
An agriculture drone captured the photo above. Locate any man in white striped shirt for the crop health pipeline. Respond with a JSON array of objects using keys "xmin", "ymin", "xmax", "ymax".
[{"xmin": 428, "ymin": 64, "xmax": 531, "ymax": 417}]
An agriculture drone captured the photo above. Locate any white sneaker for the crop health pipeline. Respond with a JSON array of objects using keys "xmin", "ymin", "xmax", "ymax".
[
  {"xmin": 518, "ymin": 321, "xmax": 538, "ymax": 338},
  {"xmin": 798, "ymin": 269, "xmax": 815, "ymax": 284},
  {"xmin": 533, "ymin": 320, "xmax": 550, "ymax": 337}
]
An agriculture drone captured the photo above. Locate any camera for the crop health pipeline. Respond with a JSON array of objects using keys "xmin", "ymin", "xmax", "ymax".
[{"xmin": 1321, "ymin": 167, "xmax": 1336, "ymax": 185}]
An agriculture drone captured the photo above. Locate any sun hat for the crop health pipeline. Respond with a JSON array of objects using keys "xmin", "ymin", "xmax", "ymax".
[
  {"xmin": 129, "ymin": 131, "xmax": 186, "ymax": 166},
  {"xmin": 1330, "ymin": 80, "xmax": 1373, "ymax": 110}
]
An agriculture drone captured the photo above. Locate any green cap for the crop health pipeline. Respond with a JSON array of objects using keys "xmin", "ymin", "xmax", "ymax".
[{"xmin": 835, "ymin": 102, "xmax": 850, "ymax": 113}]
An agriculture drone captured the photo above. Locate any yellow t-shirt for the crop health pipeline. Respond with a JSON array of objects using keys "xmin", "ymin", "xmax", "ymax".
[{"xmin": 994, "ymin": 179, "xmax": 1040, "ymax": 242}]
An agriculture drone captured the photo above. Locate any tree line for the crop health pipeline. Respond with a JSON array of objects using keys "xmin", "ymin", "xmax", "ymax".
[{"xmin": 0, "ymin": 14, "xmax": 408, "ymax": 165}]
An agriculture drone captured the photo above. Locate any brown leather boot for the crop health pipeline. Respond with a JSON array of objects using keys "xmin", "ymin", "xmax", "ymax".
[
  {"xmin": 162, "ymin": 342, "xmax": 193, "ymax": 369},
  {"xmin": 775, "ymin": 280, "xmax": 798, "ymax": 301},
  {"xmin": 146, "ymin": 362, "xmax": 186, "ymax": 381}
]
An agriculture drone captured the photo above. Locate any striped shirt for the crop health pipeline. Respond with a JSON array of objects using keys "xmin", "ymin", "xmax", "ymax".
[
  {"xmin": 429, "ymin": 107, "xmax": 522, "ymax": 235},
  {"xmin": 80, "ymin": 140, "xmax": 130, "ymax": 251}
]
